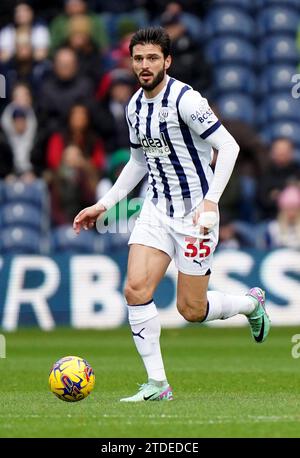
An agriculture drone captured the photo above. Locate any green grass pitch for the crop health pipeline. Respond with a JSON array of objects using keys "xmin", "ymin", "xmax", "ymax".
[{"xmin": 0, "ymin": 326, "xmax": 300, "ymax": 438}]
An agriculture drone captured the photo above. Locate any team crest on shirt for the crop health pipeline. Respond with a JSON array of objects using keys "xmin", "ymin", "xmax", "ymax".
[{"xmin": 158, "ymin": 107, "xmax": 169, "ymax": 123}]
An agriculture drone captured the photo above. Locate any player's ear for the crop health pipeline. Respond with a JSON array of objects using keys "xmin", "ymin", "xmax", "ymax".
[{"xmin": 164, "ymin": 55, "xmax": 172, "ymax": 71}]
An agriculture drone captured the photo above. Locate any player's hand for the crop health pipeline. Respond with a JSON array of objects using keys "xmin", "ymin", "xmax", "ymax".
[
  {"xmin": 193, "ymin": 199, "xmax": 218, "ymax": 235},
  {"xmin": 73, "ymin": 203, "xmax": 106, "ymax": 234}
]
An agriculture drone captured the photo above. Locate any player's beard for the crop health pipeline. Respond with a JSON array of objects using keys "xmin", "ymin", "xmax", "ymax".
[{"xmin": 137, "ymin": 67, "xmax": 165, "ymax": 91}]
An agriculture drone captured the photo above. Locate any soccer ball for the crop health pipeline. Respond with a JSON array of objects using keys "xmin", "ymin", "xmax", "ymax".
[{"xmin": 49, "ymin": 356, "xmax": 95, "ymax": 402}]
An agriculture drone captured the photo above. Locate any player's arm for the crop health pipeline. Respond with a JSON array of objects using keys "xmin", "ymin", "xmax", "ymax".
[
  {"xmin": 179, "ymin": 90, "xmax": 240, "ymax": 230},
  {"xmin": 73, "ymin": 119, "xmax": 148, "ymax": 234}
]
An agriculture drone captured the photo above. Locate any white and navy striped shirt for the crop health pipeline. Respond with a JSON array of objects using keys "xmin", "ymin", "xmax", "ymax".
[{"xmin": 126, "ymin": 76, "xmax": 222, "ymax": 219}]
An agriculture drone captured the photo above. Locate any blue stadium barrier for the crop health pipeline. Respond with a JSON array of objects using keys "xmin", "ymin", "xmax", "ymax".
[
  {"xmin": 216, "ymin": 93, "xmax": 255, "ymax": 124},
  {"xmin": 205, "ymin": 37, "xmax": 256, "ymax": 66},
  {"xmin": 0, "ymin": 249, "xmax": 299, "ymax": 329},
  {"xmin": 205, "ymin": 7, "xmax": 255, "ymax": 40}
]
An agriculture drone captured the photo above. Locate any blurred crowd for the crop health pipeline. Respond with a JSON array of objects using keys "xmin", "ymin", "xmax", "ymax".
[{"xmin": 0, "ymin": 0, "xmax": 300, "ymax": 253}]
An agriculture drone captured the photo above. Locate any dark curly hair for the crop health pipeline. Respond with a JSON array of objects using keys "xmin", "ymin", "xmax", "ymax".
[{"xmin": 129, "ymin": 27, "xmax": 171, "ymax": 58}]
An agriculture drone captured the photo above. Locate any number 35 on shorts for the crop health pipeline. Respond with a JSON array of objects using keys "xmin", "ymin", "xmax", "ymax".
[{"xmin": 184, "ymin": 237, "xmax": 211, "ymax": 259}]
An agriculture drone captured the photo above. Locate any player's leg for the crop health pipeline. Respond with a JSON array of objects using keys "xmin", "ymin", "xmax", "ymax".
[
  {"xmin": 174, "ymin": 228, "xmax": 270, "ymax": 342},
  {"xmin": 177, "ymin": 271, "xmax": 270, "ymax": 342},
  {"xmin": 125, "ymin": 243, "xmax": 170, "ymax": 305},
  {"xmin": 121, "ymin": 243, "xmax": 173, "ymax": 402},
  {"xmin": 177, "ymin": 271, "xmax": 210, "ymax": 322}
]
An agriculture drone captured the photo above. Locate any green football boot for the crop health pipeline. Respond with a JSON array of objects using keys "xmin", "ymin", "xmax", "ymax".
[{"xmin": 246, "ymin": 287, "xmax": 270, "ymax": 343}]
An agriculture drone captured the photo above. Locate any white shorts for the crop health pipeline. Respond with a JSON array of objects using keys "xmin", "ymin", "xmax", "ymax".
[{"xmin": 128, "ymin": 199, "xmax": 219, "ymax": 276}]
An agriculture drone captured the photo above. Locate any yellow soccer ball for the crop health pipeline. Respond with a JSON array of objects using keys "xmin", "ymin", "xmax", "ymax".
[{"xmin": 49, "ymin": 356, "xmax": 95, "ymax": 402}]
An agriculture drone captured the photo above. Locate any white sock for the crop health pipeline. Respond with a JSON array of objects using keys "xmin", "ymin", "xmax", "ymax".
[
  {"xmin": 204, "ymin": 291, "xmax": 256, "ymax": 322},
  {"xmin": 128, "ymin": 300, "xmax": 167, "ymax": 383}
]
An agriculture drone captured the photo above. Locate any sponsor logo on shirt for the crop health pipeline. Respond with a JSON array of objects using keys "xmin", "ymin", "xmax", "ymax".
[
  {"xmin": 191, "ymin": 108, "xmax": 213, "ymax": 123},
  {"xmin": 138, "ymin": 133, "xmax": 170, "ymax": 157}
]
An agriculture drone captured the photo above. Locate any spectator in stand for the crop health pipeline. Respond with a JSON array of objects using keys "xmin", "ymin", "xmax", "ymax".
[
  {"xmin": 0, "ymin": 2, "xmax": 50, "ymax": 62},
  {"xmin": 91, "ymin": 0, "xmax": 146, "ymax": 14},
  {"xmin": 209, "ymin": 148, "xmax": 241, "ymax": 222},
  {"xmin": 154, "ymin": 1, "xmax": 204, "ymax": 42},
  {"xmin": 50, "ymin": 144, "xmax": 99, "ymax": 226},
  {"xmin": 258, "ymin": 138, "xmax": 300, "ymax": 219},
  {"xmin": 264, "ymin": 185, "xmax": 300, "ymax": 249},
  {"xmin": 8, "ymin": 81, "xmax": 33, "ymax": 109},
  {"xmin": 0, "ymin": 27, "xmax": 52, "ymax": 99},
  {"xmin": 2, "ymin": 81, "xmax": 47, "ymax": 178},
  {"xmin": 46, "ymin": 103, "xmax": 106, "ymax": 174},
  {"xmin": 1, "ymin": 103, "xmax": 37, "ymax": 182},
  {"xmin": 211, "ymin": 104, "xmax": 269, "ymax": 223},
  {"xmin": 158, "ymin": 9, "xmax": 211, "ymax": 92},
  {"xmin": 38, "ymin": 47, "xmax": 94, "ymax": 131},
  {"xmin": 0, "ymin": 132, "xmax": 13, "ymax": 179},
  {"xmin": 65, "ymin": 14, "xmax": 103, "ymax": 88},
  {"xmin": 144, "ymin": 0, "xmax": 209, "ymax": 22},
  {"xmin": 50, "ymin": 0, "xmax": 108, "ymax": 52},
  {"xmin": 25, "ymin": 0, "xmax": 63, "ymax": 24},
  {"xmin": 106, "ymin": 32, "xmax": 135, "ymax": 73},
  {"xmin": 96, "ymin": 69, "xmax": 137, "ymax": 153}
]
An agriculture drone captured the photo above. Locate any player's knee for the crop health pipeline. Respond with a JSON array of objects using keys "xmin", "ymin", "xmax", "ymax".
[
  {"xmin": 124, "ymin": 278, "xmax": 152, "ymax": 305},
  {"xmin": 177, "ymin": 299, "xmax": 208, "ymax": 322}
]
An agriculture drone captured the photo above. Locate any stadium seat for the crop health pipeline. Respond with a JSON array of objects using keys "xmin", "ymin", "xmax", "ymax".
[
  {"xmin": 256, "ymin": 0, "xmax": 300, "ymax": 13},
  {"xmin": 216, "ymin": 93, "xmax": 255, "ymax": 124},
  {"xmin": 257, "ymin": 6, "xmax": 300, "ymax": 36},
  {"xmin": 259, "ymin": 36, "xmax": 299, "ymax": 65},
  {"xmin": 210, "ymin": 0, "xmax": 255, "ymax": 14},
  {"xmin": 259, "ymin": 64, "xmax": 296, "ymax": 95},
  {"xmin": 180, "ymin": 13, "xmax": 203, "ymax": 43},
  {"xmin": 261, "ymin": 93, "xmax": 300, "ymax": 124},
  {"xmin": 213, "ymin": 65, "xmax": 257, "ymax": 95},
  {"xmin": 51, "ymin": 225, "xmax": 98, "ymax": 253},
  {"xmin": 0, "ymin": 203, "xmax": 47, "ymax": 233},
  {"xmin": 205, "ymin": 7, "xmax": 255, "ymax": 40},
  {"xmin": 154, "ymin": 12, "xmax": 203, "ymax": 43},
  {"xmin": 263, "ymin": 121, "xmax": 300, "ymax": 147},
  {"xmin": 205, "ymin": 37, "xmax": 256, "ymax": 66},
  {"xmin": 0, "ymin": 226, "xmax": 46, "ymax": 254},
  {"xmin": 1, "ymin": 179, "xmax": 49, "ymax": 210}
]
